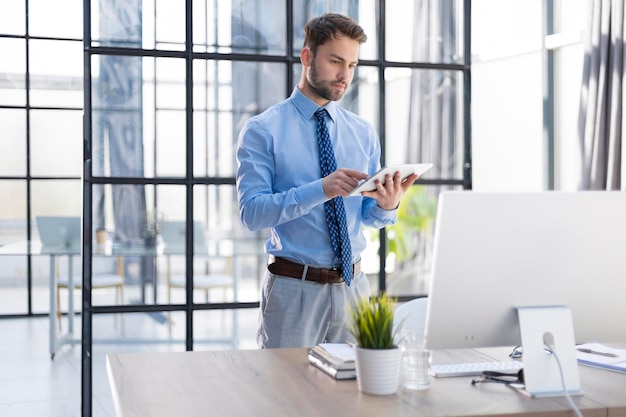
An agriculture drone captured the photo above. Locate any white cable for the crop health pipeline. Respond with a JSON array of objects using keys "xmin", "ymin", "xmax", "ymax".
[{"xmin": 544, "ymin": 341, "xmax": 583, "ymax": 417}]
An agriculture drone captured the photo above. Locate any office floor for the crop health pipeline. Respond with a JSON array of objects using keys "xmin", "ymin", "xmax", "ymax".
[{"xmin": 0, "ymin": 316, "xmax": 87, "ymax": 417}]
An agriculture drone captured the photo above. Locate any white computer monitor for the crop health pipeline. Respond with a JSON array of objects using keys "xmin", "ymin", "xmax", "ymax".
[{"xmin": 424, "ymin": 191, "xmax": 626, "ymax": 397}]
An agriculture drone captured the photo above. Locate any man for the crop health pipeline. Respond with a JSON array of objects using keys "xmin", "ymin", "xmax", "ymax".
[{"xmin": 236, "ymin": 13, "xmax": 417, "ymax": 348}]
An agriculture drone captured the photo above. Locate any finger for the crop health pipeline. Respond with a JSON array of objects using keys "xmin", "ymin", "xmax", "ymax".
[
  {"xmin": 393, "ymin": 171, "xmax": 402, "ymax": 188},
  {"xmin": 340, "ymin": 168, "xmax": 369, "ymax": 181},
  {"xmin": 383, "ymin": 173, "xmax": 395, "ymax": 190},
  {"xmin": 401, "ymin": 173, "xmax": 419, "ymax": 190},
  {"xmin": 375, "ymin": 177, "xmax": 387, "ymax": 193}
]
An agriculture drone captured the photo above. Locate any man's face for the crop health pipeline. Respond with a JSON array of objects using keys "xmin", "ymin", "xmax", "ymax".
[{"xmin": 305, "ymin": 35, "xmax": 360, "ymax": 103}]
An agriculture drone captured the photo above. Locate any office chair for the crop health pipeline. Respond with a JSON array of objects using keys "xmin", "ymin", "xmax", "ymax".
[
  {"xmin": 162, "ymin": 221, "xmax": 234, "ymax": 336},
  {"xmin": 55, "ymin": 256, "xmax": 125, "ymax": 332},
  {"xmin": 393, "ymin": 296, "xmax": 429, "ymax": 335}
]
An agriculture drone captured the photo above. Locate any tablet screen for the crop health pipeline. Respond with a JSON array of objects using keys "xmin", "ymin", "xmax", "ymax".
[{"xmin": 348, "ymin": 163, "xmax": 433, "ymax": 197}]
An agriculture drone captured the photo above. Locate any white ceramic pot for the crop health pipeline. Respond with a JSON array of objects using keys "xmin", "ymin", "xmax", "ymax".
[{"xmin": 355, "ymin": 346, "xmax": 402, "ymax": 395}]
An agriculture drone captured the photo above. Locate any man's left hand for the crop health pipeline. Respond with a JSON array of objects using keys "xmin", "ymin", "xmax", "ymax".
[{"xmin": 361, "ymin": 171, "xmax": 418, "ymax": 210}]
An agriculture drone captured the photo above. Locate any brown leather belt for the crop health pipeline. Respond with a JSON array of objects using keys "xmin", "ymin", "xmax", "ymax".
[{"xmin": 267, "ymin": 257, "xmax": 361, "ymax": 284}]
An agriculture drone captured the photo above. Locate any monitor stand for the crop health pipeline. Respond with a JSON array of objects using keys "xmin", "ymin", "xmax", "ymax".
[{"xmin": 516, "ymin": 306, "xmax": 583, "ymax": 398}]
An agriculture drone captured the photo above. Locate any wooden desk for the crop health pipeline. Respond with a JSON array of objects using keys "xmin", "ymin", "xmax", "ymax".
[{"xmin": 106, "ymin": 347, "xmax": 626, "ymax": 417}]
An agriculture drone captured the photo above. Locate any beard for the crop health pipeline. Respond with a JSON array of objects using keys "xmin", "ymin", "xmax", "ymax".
[{"xmin": 307, "ymin": 58, "xmax": 348, "ymax": 102}]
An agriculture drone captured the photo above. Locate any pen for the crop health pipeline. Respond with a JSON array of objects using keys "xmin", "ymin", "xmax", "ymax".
[{"xmin": 576, "ymin": 348, "xmax": 619, "ymax": 358}]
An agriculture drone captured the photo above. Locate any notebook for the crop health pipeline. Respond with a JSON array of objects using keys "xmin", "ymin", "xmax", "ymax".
[{"xmin": 36, "ymin": 216, "xmax": 81, "ymax": 251}]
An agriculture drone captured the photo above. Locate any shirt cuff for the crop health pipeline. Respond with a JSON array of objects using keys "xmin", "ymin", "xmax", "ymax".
[
  {"xmin": 296, "ymin": 179, "xmax": 329, "ymax": 210},
  {"xmin": 370, "ymin": 203, "xmax": 398, "ymax": 221}
]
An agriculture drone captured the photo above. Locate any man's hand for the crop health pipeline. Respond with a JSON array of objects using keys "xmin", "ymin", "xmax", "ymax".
[
  {"xmin": 361, "ymin": 171, "xmax": 418, "ymax": 210},
  {"xmin": 322, "ymin": 168, "xmax": 369, "ymax": 198}
]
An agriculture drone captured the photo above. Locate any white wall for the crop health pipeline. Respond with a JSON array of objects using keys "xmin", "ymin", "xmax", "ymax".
[{"xmin": 471, "ymin": 0, "xmax": 587, "ymax": 191}]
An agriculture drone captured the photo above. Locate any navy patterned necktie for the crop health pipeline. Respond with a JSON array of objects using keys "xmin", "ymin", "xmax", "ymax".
[{"xmin": 315, "ymin": 108, "xmax": 353, "ymax": 285}]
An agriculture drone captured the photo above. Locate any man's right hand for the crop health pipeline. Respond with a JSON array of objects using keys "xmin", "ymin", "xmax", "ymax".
[{"xmin": 322, "ymin": 168, "xmax": 368, "ymax": 198}]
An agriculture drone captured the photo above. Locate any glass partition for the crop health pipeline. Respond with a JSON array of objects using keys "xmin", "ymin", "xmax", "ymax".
[
  {"xmin": 29, "ymin": 39, "xmax": 83, "ymax": 108},
  {"xmin": 0, "ymin": 38, "xmax": 26, "ymax": 106},
  {"xmin": 386, "ymin": 0, "xmax": 464, "ymax": 64},
  {"xmin": 385, "ymin": 68, "xmax": 465, "ymax": 179}
]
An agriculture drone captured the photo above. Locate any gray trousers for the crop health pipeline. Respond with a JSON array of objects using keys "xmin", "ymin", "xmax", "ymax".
[{"xmin": 256, "ymin": 268, "xmax": 370, "ymax": 348}]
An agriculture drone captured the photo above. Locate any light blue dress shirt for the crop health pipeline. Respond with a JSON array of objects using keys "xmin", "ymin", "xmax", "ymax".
[{"xmin": 236, "ymin": 87, "xmax": 397, "ymax": 268}]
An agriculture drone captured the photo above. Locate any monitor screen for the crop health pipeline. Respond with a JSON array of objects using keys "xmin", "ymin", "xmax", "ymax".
[{"xmin": 425, "ymin": 191, "xmax": 626, "ymax": 351}]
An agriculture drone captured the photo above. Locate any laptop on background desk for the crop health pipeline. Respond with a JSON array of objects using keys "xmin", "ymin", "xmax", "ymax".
[{"xmin": 36, "ymin": 216, "xmax": 81, "ymax": 253}]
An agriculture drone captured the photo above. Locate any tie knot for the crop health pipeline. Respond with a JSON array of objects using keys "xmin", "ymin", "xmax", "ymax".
[{"xmin": 315, "ymin": 108, "xmax": 328, "ymax": 122}]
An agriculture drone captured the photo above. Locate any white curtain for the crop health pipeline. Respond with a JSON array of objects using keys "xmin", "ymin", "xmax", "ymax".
[
  {"xmin": 407, "ymin": 0, "xmax": 458, "ymax": 180},
  {"xmin": 579, "ymin": 0, "xmax": 626, "ymax": 190}
]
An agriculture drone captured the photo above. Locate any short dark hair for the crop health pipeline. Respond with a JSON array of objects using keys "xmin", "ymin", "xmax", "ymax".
[{"xmin": 303, "ymin": 13, "xmax": 367, "ymax": 55}]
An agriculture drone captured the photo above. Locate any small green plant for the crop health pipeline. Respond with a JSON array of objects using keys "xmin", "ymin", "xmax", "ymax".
[
  {"xmin": 386, "ymin": 185, "xmax": 437, "ymax": 264},
  {"xmin": 346, "ymin": 293, "xmax": 398, "ymax": 350}
]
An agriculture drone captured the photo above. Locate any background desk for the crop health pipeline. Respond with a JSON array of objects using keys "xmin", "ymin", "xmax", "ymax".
[
  {"xmin": 0, "ymin": 240, "xmax": 83, "ymax": 358},
  {"xmin": 0, "ymin": 239, "xmax": 261, "ymax": 358},
  {"xmin": 106, "ymin": 346, "xmax": 626, "ymax": 417}
]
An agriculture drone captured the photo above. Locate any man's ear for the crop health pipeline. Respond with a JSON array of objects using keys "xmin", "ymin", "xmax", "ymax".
[{"xmin": 300, "ymin": 47, "xmax": 313, "ymax": 67}]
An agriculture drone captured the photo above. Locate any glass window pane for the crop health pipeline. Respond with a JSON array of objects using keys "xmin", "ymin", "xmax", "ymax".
[
  {"xmin": 193, "ymin": 309, "xmax": 258, "ymax": 349},
  {"xmin": 31, "ymin": 180, "xmax": 82, "ymax": 218},
  {"xmin": 193, "ymin": 0, "xmax": 291, "ymax": 55},
  {"xmin": 155, "ymin": 0, "xmax": 186, "ymax": 50},
  {"xmin": 385, "ymin": 184, "xmax": 462, "ymax": 298},
  {"xmin": 386, "ymin": 0, "xmax": 464, "ymax": 64},
  {"xmin": 92, "ymin": 56, "xmax": 187, "ymax": 178},
  {"xmin": 232, "ymin": 61, "xmax": 287, "ymax": 115},
  {"xmin": 92, "ymin": 184, "xmax": 180, "ymax": 245},
  {"xmin": 91, "ymin": 0, "xmax": 143, "ymax": 48},
  {"xmin": 193, "ymin": 184, "xmax": 239, "ymax": 235},
  {"xmin": 0, "ymin": 38, "xmax": 26, "ymax": 106},
  {"xmin": 0, "ymin": 180, "xmax": 27, "ymax": 243},
  {"xmin": 29, "ymin": 39, "xmax": 83, "ymax": 108},
  {"xmin": 0, "ymin": 254, "xmax": 28, "ymax": 314},
  {"xmin": 155, "ymin": 58, "xmax": 186, "ymax": 110},
  {"xmin": 0, "ymin": 1, "xmax": 25, "ymax": 36},
  {"xmin": 29, "ymin": 0, "xmax": 82, "ymax": 39},
  {"xmin": 194, "ymin": 184, "xmax": 267, "ymax": 304},
  {"xmin": 30, "ymin": 110, "xmax": 83, "ymax": 177},
  {"xmin": 385, "ymin": 68, "xmax": 464, "ymax": 180},
  {"xmin": 348, "ymin": 65, "xmax": 380, "ymax": 132},
  {"xmin": 291, "ymin": 2, "xmax": 377, "ymax": 60},
  {"xmin": 94, "ymin": 0, "xmax": 186, "ymax": 50},
  {"xmin": 0, "ymin": 181, "xmax": 28, "ymax": 314},
  {"xmin": 194, "ymin": 61, "xmax": 286, "ymax": 178},
  {"xmin": 91, "ymin": 55, "xmax": 145, "ymax": 177},
  {"xmin": 90, "ymin": 184, "xmax": 186, "ymax": 307},
  {"xmin": 220, "ymin": 0, "xmax": 286, "ymax": 55},
  {"xmin": 155, "ymin": 110, "xmax": 186, "ymax": 177},
  {"xmin": 30, "ymin": 180, "xmax": 81, "ymax": 314},
  {"xmin": 0, "ymin": 110, "xmax": 26, "ymax": 176}
]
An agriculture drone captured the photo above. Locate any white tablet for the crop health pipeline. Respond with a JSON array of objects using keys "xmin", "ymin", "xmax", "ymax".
[{"xmin": 348, "ymin": 163, "xmax": 433, "ymax": 197}]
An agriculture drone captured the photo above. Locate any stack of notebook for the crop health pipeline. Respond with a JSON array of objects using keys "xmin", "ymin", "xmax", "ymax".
[{"xmin": 307, "ymin": 343, "xmax": 356, "ymax": 380}]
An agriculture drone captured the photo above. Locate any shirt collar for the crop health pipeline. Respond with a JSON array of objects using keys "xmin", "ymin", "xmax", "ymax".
[{"xmin": 291, "ymin": 87, "xmax": 338, "ymax": 123}]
